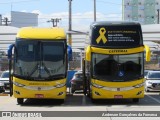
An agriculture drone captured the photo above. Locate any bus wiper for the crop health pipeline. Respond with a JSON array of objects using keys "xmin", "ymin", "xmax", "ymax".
[
  {"xmin": 28, "ymin": 63, "xmax": 39, "ymax": 77},
  {"xmin": 42, "ymin": 62, "xmax": 51, "ymax": 78}
]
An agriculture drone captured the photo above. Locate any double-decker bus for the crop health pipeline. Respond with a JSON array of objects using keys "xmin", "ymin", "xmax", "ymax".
[
  {"xmin": 8, "ymin": 27, "xmax": 72, "ymax": 104},
  {"xmin": 84, "ymin": 21, "xmax": 150, "ymax": 102}
]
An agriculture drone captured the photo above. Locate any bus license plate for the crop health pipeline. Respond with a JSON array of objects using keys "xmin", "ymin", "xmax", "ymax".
[
  {"xmin": 35, "ymin": 94, "xmax": 44, "ymax": 98},
  {"xmin": 114, "ymin": 95, "xmax": 123, "ymax": 99}
]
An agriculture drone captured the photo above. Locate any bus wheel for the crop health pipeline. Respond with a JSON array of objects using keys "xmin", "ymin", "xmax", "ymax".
[
  {"xmin": 87, "ymin": 90, "xmax": 91, "ymax": 98},
  {"xmin": 71, "ymin": 89, "xmax": 75, "ymax": 94},
  {"xmin": 91, "ymin": 98, "xmax": 97, "ymax": 103},
  {"xmin": 133, "ymin": 98, "xmax": 139, "ymax": 103},
  {"xmin": 17, "ymin": 98, "xmax": 24, "ymax": 105},
  {"xmin": 145, "ymin": 88, "xmax": 149, "ymax": 92},
  {"xmin": 58, "ymin": 99, "xmax": 65, "ymax": 104}
]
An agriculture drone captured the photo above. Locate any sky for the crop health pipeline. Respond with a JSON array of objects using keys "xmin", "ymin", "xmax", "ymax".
[{"xmin": 0, "ymin": 0, "xmax": 122, "ymax": 30}]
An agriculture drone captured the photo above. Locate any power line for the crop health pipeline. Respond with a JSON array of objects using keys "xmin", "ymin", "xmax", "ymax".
[
  {"xmin": 2, "ymin": 17, "xmax": 11, "ymax": 26},
  {"xmin": 47, "ymin": 18, "xmax": 61, "ymax": 27}
]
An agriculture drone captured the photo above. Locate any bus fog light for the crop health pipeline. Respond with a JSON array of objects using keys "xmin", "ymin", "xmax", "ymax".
[
  {"xmin": 15, "ymin": 91, "xmax": 20, "ymax": 95},
  {"xmin": 58, "ymin": 92, "xmax": 64, "ymax": 96},
  {"xmin": 137, "ymin": 91, "xmax": 142, "ymax": 95},
  {"xmin": 94, "ymin": 91, "xmax": 101, "ymax": 96}
]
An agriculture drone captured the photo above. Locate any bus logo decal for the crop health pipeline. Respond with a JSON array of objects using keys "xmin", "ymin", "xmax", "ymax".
[
  {"xmin": 118, "ymin": 71, "xmax": 124, "ymax": 77},
  {"xmin": 117, "ymin": 88, "xmax": 120, "ymax": 91},
  {"xmin": 96, "ymin": 27, "xmax": 107, "ymax": 44},
  {"xmin": 38, "ymin": 87, "xmax": 41, "ymax": 91}
]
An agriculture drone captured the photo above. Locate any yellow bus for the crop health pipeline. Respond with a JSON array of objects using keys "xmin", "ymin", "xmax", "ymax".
[
  {"xmin": 8, "ymin": 27, "xmax": 71, "ymax": 104},
  {"xmin": 84, "ymin": 21, "xmax": 150, "ymax": 103}
]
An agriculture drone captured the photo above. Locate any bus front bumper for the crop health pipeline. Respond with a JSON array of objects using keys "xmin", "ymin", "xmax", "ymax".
[
  {"xmin": 13, "ymin": 86, "xmax": 66, "ymax": 99},
  {"xmin": 91, "ymin": 86, "xmax": 144, "ymax": 99}
]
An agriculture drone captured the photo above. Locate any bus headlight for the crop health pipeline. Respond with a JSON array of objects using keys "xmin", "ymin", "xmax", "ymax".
[
  {"xmin": 133, "ymin": 83, "xmax": 144, "ymax": 88},
  {"xmin": 55, "ymin": 83, "xmax": 66, "ymax": 88},
  {"xmin": 92, "ymin": 83, "xmax": 103, "ymax": 88},
  {"xmin": 13, "ymin": 82, "xmax": 25, "ymax": 87}
]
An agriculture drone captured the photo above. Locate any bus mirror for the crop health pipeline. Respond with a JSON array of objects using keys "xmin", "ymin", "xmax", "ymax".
[
  {"xmin": 144, "ymin": 45, "xmax": 151, "ymax": 62},
  {"xmin": 67, "ymin": 45, "xmax": 72, "ymax": 61},
  {"xmin": 86, "ymin": 46, "xmax": 91, "ymax": 61},
  {"xmin": 8, "ymin": 44, "xmax": 15, "ymax": 60}
]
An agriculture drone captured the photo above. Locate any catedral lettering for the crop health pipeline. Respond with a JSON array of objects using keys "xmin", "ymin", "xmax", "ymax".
[
  {"xmin": 109, "ymin": 49, "xmax": 127, "ymax": 53},
  {"xmin": 83, "ymin": 21, "xmax": 151, "ymax": 103}
]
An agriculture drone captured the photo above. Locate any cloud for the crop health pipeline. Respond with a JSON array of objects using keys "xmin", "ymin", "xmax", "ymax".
[
  {"xmin": 2, "ymin": 10, "xmax": 122, "ymax": 31},
  {"xmin": 33, "ymin": 10, "xmax": 122, "ymax": 31}
]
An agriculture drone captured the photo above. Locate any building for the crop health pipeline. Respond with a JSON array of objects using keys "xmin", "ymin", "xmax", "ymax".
[
  {"xmin": 122, "ymin": 0, "xmax": 160, "ymax": 24},
  {"xmin": 11, "ymin": 11, "xmax": 38, "ymax": 28},
  {"xmin": 0, "ymin": 26, "xmax": 18, "ymax": 71}
]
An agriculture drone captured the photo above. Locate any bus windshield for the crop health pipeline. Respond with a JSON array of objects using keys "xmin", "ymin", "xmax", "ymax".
[
  {"xmin": 92, "ymin": 53, "xmax": 144, "ymax": 82},
  {"xmin": 14, "ymin": 39, "xmax": 66, "ymax": 81}
]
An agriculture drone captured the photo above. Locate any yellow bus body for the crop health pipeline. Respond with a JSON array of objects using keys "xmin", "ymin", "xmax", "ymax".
[
  {"xmin": 86, "ymin": 46, "xmax": 150, "ymax": 99},
  {"xmin": 13, "ymin": 27, "xmax": 67, "ymax": 100},
  {"xmin": 16, "ymin": 27, "xmax": 66, "ymax": 39},
  {"xmin": 91, "ymin": 79, "xmax": 144, "ymax": 99},
  {"xmin": 13, "ymin": 77, "xmax": 66, "ymax": 99}
]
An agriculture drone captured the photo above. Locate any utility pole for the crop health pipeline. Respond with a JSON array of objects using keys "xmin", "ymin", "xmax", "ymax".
[
  {"xmin": 94, "ymin": 0, "xmax": 96, "ymax": 21},
  {"xmin": 2, "ymin": 17, "xmax": 11, "ymax": 26},
  {"xmin": 0, "ymin": 14, "xmax": 2, "ymax": 26},
  {"xmin": 47, "ymin": 18, "xmax": 61, "ymax": 27},
  {"xmin": 68, "ymin": 0, "xmax": 72, "ymax": 46},
  {"xmin": 157, "ymin": 9, "xmax": 159, "ymax": 24}
]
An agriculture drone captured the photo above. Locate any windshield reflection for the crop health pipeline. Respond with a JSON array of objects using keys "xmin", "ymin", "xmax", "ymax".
[
  {"xmin": 92, "ymin": 53, "xmax": 144, "ymax": 82},
  {"xmin": 14, "ymin": 39, "xmax": 66, "ymax": 81}
]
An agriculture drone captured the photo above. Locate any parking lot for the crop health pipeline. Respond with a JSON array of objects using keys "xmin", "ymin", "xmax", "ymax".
[{"xmin": 0, "ymin": 91, "xmax": 160, "ymax": 120}]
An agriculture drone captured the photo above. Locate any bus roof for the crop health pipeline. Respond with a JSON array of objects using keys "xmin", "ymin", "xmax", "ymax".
[
  {"xmin": 91, "ymin": 21, "xmax": 141, "ymax": 27},
  {"xmin": 16, "ymin": 27, "xmax": 66, "ymax": 39}
]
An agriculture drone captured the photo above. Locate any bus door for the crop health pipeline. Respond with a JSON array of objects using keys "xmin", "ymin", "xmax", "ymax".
[{"xmin": 7, "ymin": 44, "xmax": 15, "ymax": 97}]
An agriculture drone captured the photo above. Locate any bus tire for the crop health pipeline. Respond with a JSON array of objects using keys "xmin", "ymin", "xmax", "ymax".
[
  {"xmin": 86, "ymin": 83, "xmax": 91, "ymax": 98},
  {"xmin": 71, "ymin": 89, "xmax": 75, "ymax": 94},
  {"xmin": 58, "ymin": 99, "xmax": 65, "ymax": 104},
  {"xmin": 145, "ymin": 88, "xmax": 149, "ymax": 92},
  {"xmin": 133, "ymin": 98, "xmax": 139, "ymax": 103},
  {"xmin": 91, "ymin": 98, "xmax": 97, "ymax": 103},
  {"xmin": 87, "ymin": 92, "xmax": 90, "ymax": 97},
  {"xmin": 17, "ymin": 98, "xmax": 24, "ymax": 105}
]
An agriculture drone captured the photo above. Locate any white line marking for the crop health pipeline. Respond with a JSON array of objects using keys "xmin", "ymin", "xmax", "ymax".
[{"xmin": 146, "ymin": 94, "xmax": 160, "ymax": 104}]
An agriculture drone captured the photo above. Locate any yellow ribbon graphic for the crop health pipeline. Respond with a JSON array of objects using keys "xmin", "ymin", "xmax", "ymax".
[{"xmin": 96, "ymin": 27, "xmax": 107, "ymax": 44}]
